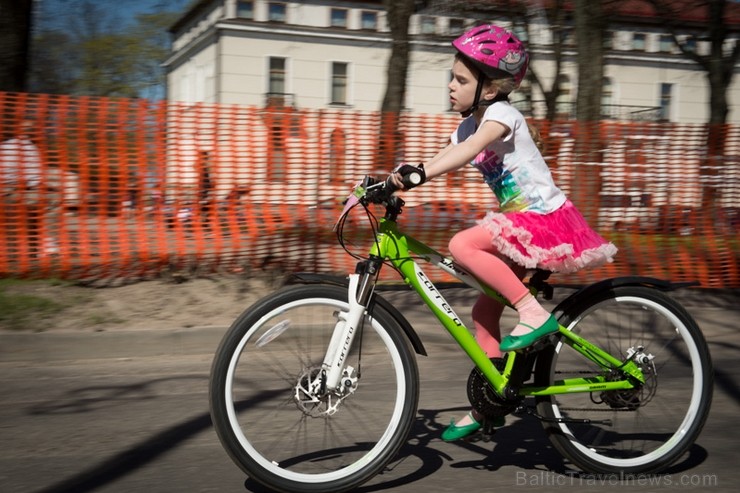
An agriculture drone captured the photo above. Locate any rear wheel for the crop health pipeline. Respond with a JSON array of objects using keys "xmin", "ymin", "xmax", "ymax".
[
  {"xmin": 535, "ymin": 286, "xmax": 713, "ymax": 474},
  {"xmin": 209, "ymin": 284, "xmax": 419, "ymax": 493}
]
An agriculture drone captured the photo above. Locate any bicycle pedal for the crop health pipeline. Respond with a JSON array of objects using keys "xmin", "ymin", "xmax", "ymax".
[
  {"xmin": 526, "ymin": 334, "xmax": 559, "ymax": 353},
  {"xmin": 477, "ymin": 433, "xmax": 495, "ymax": 443},
  {"xmin": 472, "ymin": 429, "xmax": 496, "ymax": 443}
]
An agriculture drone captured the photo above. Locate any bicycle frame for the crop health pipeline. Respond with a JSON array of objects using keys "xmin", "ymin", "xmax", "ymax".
[{"xmin": 353, "ymin": 216, "xmax": 646, "ymax": 398}]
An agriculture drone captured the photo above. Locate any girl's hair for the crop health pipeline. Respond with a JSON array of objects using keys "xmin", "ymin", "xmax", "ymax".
[
  {"xmin": 487, "ymin": 77, "xmax": 517, "ymax": 98},
  {"xmin": 527, "ymin": 122, "xmax": 545, "ymax": 153}
]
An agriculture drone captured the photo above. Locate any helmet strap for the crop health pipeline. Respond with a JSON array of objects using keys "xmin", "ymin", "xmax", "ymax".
[
  {"xmin": 459, "ymin": 69, "xmax": 510, "ymax": 118},
  {"xmin": 460, "ymin": 74, "xmax": 485, "ymax": 118},
  {"xmin": 460, "ymin": 75, "xmax": 510, "ymax": 118}
]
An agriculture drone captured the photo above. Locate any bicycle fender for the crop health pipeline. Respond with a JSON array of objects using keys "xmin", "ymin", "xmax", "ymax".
[
  {"xmin": 552, "ymin": 276, "xmax": 698, "ymax": 318},
  {"xmin": 288, "ymin": 273, "xmax": 428, "ymax": 356}
]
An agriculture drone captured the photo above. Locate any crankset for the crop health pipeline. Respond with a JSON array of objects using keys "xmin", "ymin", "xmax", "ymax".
[{"xmin": 467, "ymin": 357, "xmax": 520, "ymax": 420}]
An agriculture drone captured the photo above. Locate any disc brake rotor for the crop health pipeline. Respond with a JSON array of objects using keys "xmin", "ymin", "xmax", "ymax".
[{"xmin": 294, "ymin": 365, "xmax": 357, "ymax": 417}]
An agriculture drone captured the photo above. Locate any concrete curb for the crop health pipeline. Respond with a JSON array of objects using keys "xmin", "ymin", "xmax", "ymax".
[
  {"xmin": 1, "ymin": 288, "xmax": 736, "ymax": 364},
  {"xmin": 0, "ymin": 326, "xmax": 229, "ymax": 363}
]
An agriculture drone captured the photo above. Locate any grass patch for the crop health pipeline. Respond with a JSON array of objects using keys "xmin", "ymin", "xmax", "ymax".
[{"xmin": 0, "ymin": 279, "xmax": 71, "ymax": 331}]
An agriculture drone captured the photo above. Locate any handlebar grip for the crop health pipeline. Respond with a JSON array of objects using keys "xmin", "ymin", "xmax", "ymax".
[
  {"xmin": 393, "ymin": 163, "xmax": 426, "ymax": 190},
  {"xmin": 403, "ymin": 172, "xmax": 423, "ymax": 187},
  {"xmin": 384, "ymin": 172, "xmax": 420, "ymax": 195}
]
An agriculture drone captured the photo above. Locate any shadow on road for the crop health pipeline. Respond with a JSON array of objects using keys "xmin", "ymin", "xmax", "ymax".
[
  {"xmin": 244, "ymin": 406, "xmax": 568, "ymax": 492},
  {"xmin": 28, "ymin": 374, "xmax": 713, "ymax": 493}
]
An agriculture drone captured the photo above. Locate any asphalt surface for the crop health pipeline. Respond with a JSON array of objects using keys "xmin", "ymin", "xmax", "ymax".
[{"xmin": 1, "ymin": 286, "xmax": 738, "ymax": 493}]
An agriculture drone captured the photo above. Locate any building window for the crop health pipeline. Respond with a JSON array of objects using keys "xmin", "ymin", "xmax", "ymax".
[
  {"xmin": 513, "ymin": 25, "xmax": 528, "ymax": 43},
  {"xmin": 659, "ymin": 83, "xmax": 673, "ymax": 121},
  {"xmin": 420, "ymin": 16, "xmax": 436, "ymax": 35},
  {"xmin": 360, "ymin": 11, "xmax": 377, "ymax": 30},
  {"xmin": 268, "ymin": 2, "xmax": 286, "ymax": 23},
  {"xmin": 331, "ymin": 62, "xmax": 348, "ymax": 105},
  {"xmin": 237, "ymin": 1, "xmax": 253, "ymax": 19},
  {"xmin": 659, "ymin": 34, "xmax": 674, "ymax": 52},
  {"xmin": 633, "ymin": 33, "xmax": 646, "ymax": 51},
  {"xmin": 448, "ymin": 18, "xmax": 465, "ymax": 35},
  {"xmin": 330, "ymin": 8, "xmax": 347, "ymax": 28},
  {"xmin": 268, "ymin": 57, "xmax": 286, "ymax": 96}
]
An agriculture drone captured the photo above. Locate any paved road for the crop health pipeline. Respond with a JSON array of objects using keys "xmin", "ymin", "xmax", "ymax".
[{"xmin": 1, "ymin": 287, "xmax": 738, "ymax": 493}]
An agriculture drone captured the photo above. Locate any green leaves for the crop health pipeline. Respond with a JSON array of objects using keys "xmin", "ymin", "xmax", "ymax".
[{"xmin": 30, "ymin": 2, "xmax": 182, "ymax": 99}]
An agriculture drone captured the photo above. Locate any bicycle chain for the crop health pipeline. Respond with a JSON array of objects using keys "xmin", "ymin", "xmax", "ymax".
[
  {"xmin": 555, "ymin": 370, "xmax": 637, "ymax": 413},
  {"xmin": 552, "ymin": 370, "xmax": 638, "ymax": 413},
  {"xmin": 555, "ymin": 407, "xmax": 635, "ymax": 412}
]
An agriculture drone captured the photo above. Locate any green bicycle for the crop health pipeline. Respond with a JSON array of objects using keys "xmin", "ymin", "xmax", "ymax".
[{"xmin": 209, "ymin": 175, "xmax": 713, "ymax": 493}]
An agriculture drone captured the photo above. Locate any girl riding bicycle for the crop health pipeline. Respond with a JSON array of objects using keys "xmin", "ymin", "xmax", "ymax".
[{"xmin": 389, "ymin": 24, "xmax": 618, "ymax": 441}]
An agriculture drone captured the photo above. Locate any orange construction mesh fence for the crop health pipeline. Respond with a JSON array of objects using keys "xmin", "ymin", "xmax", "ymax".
[{"xmin": 1, "ymin": 91, "xmax": 738, "ymax": 287}]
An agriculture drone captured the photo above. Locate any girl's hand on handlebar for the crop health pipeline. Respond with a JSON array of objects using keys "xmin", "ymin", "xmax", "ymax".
[
  {"xmin": 388, "ymin": 163, "xmax": 426, "ymax": 191},
  {"xmin": 387, "ymin": 171, "xmax": 405, "ymax": 190}
]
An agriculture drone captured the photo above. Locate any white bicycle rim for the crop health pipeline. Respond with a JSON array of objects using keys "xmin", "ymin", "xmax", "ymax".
[
  {"xmin": 550, "ymin": 295, "xmax": 704, "ymax": 468},
  {"xmin": 222, "ymin": 296, "xmax": 408, "ymax": 484}
]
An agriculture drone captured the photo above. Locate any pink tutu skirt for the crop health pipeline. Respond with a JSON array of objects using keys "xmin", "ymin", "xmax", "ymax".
[{"xmin": 478, "ymin": 200, "xmax": 618, "ymax": 273}]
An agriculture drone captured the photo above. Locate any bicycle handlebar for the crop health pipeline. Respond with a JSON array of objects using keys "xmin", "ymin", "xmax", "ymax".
[{"xmin": 362, "ymin": 167, "xmax": 423, "ymax": 203}]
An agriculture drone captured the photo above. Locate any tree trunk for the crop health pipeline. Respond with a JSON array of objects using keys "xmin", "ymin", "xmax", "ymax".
[
  {"xmin": 571, "ymin": 0, "xmax": 606, "ymax": 224},
  {"xmin": 701, "ymin": 0, "xmax": 734, "ymax": 231},
  {"xmin": 0, "ymin": 0, "xmax": 33, "ymax": 92},
  {"xmin": 376, "ymin": 0, "xmax": 415, "ymax": 169},
  {"xmin": 574, "ymin": 0, "xmax": 604, "ymax": 123}
]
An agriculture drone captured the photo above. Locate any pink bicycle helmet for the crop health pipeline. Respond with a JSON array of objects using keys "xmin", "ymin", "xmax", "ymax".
[{"xmin": 452, "ymin": 24, "xmax": 529, "ymax": 85}]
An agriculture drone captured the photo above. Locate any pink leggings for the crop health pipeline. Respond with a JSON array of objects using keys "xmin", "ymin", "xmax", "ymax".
[{"xmin": 448, "ymin": 225, "xmax": 529, "ymax": 357}]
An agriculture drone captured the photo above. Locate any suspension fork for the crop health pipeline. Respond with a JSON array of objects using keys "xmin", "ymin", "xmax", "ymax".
[{"xmin": 321, "ymin": 257, "xmax": 381, "ymax": 390}]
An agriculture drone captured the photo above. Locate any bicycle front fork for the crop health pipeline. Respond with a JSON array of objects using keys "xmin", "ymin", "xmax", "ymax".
[{"xmin": 321, "ymin": 258, "xmax": 381, "ymax": 391}]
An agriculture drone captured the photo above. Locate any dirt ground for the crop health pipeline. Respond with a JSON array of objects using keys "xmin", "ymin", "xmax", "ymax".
[
  {"xmin": 6, "ymin": 271, "xmax": 739, "ymax": 335},
  {"xmin": 1, "ymin": 274, "xmax": 279, "ymax": 333}
]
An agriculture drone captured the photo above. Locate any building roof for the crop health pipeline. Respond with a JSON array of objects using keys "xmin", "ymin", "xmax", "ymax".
[
  {"xmin": 170, "ymin": 0, "xmax": 384, "ymax": 34},
  {"xmin": 169, "ymin": 0, "xmax": 213, "ymax": 34},
  {"xmin": 170, "ymin": 0, "xmax": 740, "ymax": 35},
  {"xmin": 534, "ymin": 0, "xmax": 740, "ymax": 27}
]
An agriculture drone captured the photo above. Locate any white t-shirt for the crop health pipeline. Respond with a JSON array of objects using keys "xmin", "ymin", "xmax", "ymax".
[
  {"xmin": 0, "ymin": 137, "xmax": 42, "ymax": 188},
  {"xmin": 451, "ymin": 102, "xmax": 566, "ymax": 214}
]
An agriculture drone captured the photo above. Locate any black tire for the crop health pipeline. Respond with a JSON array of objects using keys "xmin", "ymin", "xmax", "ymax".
[
  {"xmin": 209, "ymin": 284, "xmax": 419, "ymax": 493},
  {"xmin": 535, "ymin": 286, "xmax": 713, "ymax": 474}
]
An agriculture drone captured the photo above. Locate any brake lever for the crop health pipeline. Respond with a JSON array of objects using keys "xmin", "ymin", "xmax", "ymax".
[{"xmin": 362, "ymin": 179, "xmax": 392, "ymax": 204}]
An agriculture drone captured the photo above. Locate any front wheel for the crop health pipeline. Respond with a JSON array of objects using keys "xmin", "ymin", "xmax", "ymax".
[
  {"xmin": 535, "ymin": 285, "xmax": 713, "ymax": 474},
  {"xmin": 209, "ymin": 284, "xmax": 419, "ymax": 493}
]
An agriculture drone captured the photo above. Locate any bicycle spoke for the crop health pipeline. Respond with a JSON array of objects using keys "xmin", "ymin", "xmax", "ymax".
[
  {"xmin": 537, "ymin": 286, "xmax": 712, "ymax": 474},
  {"xmin": 210, "ymin": 285, "xmax": 418, "ymax": 492}
]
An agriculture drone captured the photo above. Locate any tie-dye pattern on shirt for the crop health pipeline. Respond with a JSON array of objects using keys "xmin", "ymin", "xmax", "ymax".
[{"xmin": 472, "ymin": 148, "xmax": 528, "ymax": 212}]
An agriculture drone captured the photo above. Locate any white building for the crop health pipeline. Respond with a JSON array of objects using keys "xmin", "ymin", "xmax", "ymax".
[
  {"xmin": 162, "ymin": 0, "xmax": 740, "ymax": 231},
  {"xmin": 164, "ymin": 0, "xmax": 740, "ymax": 123}
]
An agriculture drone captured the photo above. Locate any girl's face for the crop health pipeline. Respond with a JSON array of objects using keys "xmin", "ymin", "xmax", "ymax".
[{"xmin": 448, "ymin": 58, "xmax": 478, "ymax": 113}]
